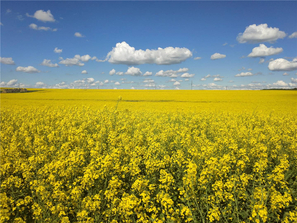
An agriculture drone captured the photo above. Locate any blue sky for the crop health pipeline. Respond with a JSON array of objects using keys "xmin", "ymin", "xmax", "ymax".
[{"xmin": 1, "ymin": 1, "xmax": 297, "ymax": 89}]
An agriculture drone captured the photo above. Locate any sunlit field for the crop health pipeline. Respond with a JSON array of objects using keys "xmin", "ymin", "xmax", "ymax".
[{"xmin": 1, "ymin": 89, "xmax": 297, "ymax": 223}]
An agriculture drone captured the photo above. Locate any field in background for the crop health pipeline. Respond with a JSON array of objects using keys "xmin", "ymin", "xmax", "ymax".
[
  {"xmin": 1, "ymin": 89, "xmax": 297, "ymax": 113},
  {"xmin": 1, "ymin": 90, "xmax": 297, "ymax": 222}
]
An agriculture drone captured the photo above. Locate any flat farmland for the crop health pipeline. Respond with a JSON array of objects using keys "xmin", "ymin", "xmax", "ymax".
[{"xmin": 1, "ymin": 90, "xmax": 296, "ymax": 222}]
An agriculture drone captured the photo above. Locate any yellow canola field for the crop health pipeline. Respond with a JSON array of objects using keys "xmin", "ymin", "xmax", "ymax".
[{"xmin": 1, "ymin": 89, "xmax": 297, "ymax": 223}]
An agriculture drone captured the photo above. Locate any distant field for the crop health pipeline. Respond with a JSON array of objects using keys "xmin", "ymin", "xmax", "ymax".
[
  {"xmin": 1, "ymin": 90, "xmax": 297, "ymax": 222},
  {"xmin": 1, "ymin": 89, "xmax": 297, "ymax": 113}
]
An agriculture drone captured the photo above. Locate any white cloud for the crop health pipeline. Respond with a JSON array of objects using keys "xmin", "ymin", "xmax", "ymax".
[
  {"xmin": 74, "ymin": 32, "xmax": 84, "ymax": 37},
  {"xmin": 155, "ymin": 68, "xmax": 189, "ymax": 77},
  {"xmin": 143, "ymin": 79, "xmax": 155, "ymax": 83},
  {"xmin": 80, "ymin": 55, "xmax": 91, "ymax": 62},
  {"xmin": 194, "ymin": 57, "xmax": 202, "ymax": 60},
  {"xmin": 116, "ymin": 71, "xmax": 124, "ymax": 76},
  {"xmin": 247, "ymin": 68, "xmax": 252, "ymax": 71},
  {"xmin": 7, "ymin": 79, "xmax": 18, "ymax": 86},
  {"xmin": 6, "ymin": 9, "xmax": 11, "ymax": 14},
  {"xmin": 115, "ymin": 82, "xmax": 120, "ymax": 86},
  {"xmin": 173, "ymin": 81, "xmax": 181, "ymax": 86},
  {"xmin": 29, "ymin": 23, "xmax": 57, "ymax": 31},
  {"xmin": 214, "ymin": 77, "xmax": 222, "ymax": 81},
  {"xmin": 26, "ymin": 10, "xmax": 55, "ymax": 22},
  {"xmin": 86, "ymin": 78, "xmax": 94, "ymax": 83},
  {"xmin": 81, "ymin": 70, "xmax": 88, "ymax": 74},
  {"xmin": 16, "ymin": 66, "xmax": 40, "ymax": 73},
  {"xmin": 36, "ymin": 82, "xmax": 46, "ymax": 87},
  {"xmin": 109, "ymin": 69, "xmax": 116, "ymax": 75},
  {"xmin": 291, "ymin": 78, "xmax": 297, "ymax": 83},
  {"xmin": 235, "ymin": 72, "xmax": 253, "ymax": 77},
  {"xmin": 181, "ymin": 73, "xmax": 195, "ymax": 78},
  {"xmin": 201, "ymin": 78, "xmax": 206, "ymax": 81},
  {"xmin": 177, "ymin": 68, "xmax": 189, "ymax": 73},
  {"xmin": 259, "ymin": 58, "xmax": 265, "ymax": 64},
  {"xmin": 283, "ymin": 72, "xmax": 289, "ymax": 76},
  {"xmin": 125, "ymin": 67, "xmax": 142, "ymax": 76},
  {"xmin": 268, "ymin": 58, "xmax": 297, "ymax": 71},
  {"xmin": 0, "ymin": 57, "xmax": 15, "ymax": 65},
  {"xmin": 223, "ymin": 42, "xmax": 228, "ymax": 46},
  {"xmin": 237, "ymin": 24, "xmax": 286, "ymax": 43},
  {"xmin": 210, "ymin": 53, "xmax": 226, "ymax": 60},
  {"xmin": 143, "ymin": 71, "xmax": 152, "ymax": 76},
  {"xmin": 104, "ymin": 41, "xmax": 192, "ymax": 65},
  {"xmin": 272, "ymin": 80, "xmax": 288, "ymax": 87},
  {"xmin": 104, "ymin": 80, "xmax": 109, "ymax": 84},
  {"xmin": 41, "ymin": 59, "xmax": 59, "ymax": 67},
  {"xmin": 54, "ymin": 47, "xmax": 62, "ymax": 53},
  {"xmin": 59, "ymin": 55, "xmax": 92, "ymax": 66},
  {"xmin": 289, "ymin": 32, "xmax": 297, "ymax": 39},
  {"xmin": 0, "ymin": 22, "xmax": 3, "ymax": 26},
  {"xmin": 248, "ymin": 44, "xmax": 283, "ymax": 57}
]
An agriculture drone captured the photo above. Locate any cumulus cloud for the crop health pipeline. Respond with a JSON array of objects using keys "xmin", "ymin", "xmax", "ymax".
[
  {"xmin": 181, "ymin": 73, "xmax": 195, "ymax": 78},
  {"xmin": 283, "ymin": 72, "xmax": 289, "ymax": 76},
  {"xmin": 235, "ymin": 72, "xmax": 254, "ymax": 77},
  {"xmin": 103, "ymin": 41, "xmax": 192, "ymax": 65},
  {"xmin": 177, "ymin": 68, "xmax": 189, "ymax": 73},
  {"xmin": 248, "ymin": 44, "xmax": 283, "ymax": 57},
  {"xmin": 268, "ymin": 58, "xmax": 297, "ymax": 71},
  {"xmin": 16, "ymin": 66, "xmax": 40, "ymax": 73},
  {"xmin": 291, "ymin": 78, "xmax": 297, "ymax": 83},
  {"xmin": 0, "ymin": 57, "xmax": 15, "ymax": 65},
  {"xmin": 86, "ymin": 78, "xmax": 94, "ymax": 83},
  {"xmin": 194, "ymin": 57, "xmax": 202, "ymax": 60},
  {"xmin": 81, "ymin": 70, "xmax": 88, "ymax": 74},
  {"xmin": 74, "ymin": 32, "xmax": 84, "ymax": 37},
  {"xmin": 36, "ymin": 82, "xmax": 46, "ymax": 87},
  {"xmin": 143, "ymin": 71, "xmax": 152, "ymax": 76},
  {"xmin": 26, "ymin": 10, "xmax": 55, "ymax": 22},
  {"xmin": 115, "ymin": 82, "xmax": 120, "ymax": 86},
  {"xmin": 0, "ymin": 22, "xmax": 3, "ymax": 26},
  {"xmin": 143, "ymin": 79, "xmax": 155, "ymax": 83},
  {"xmin": 259, "ymin": 58, "xmax": 265, "ymax": 64},
  {"xmin": 201, "ymin": 78, "xmax": 206, "ymax": 81},
  {"xmin": 125, "ymin": 66, "xmax": 142, "ymax": 76},
  {"xmin": 7, "ymin": 79, "xmax": 18, "ymax": 86},
  {"xmin": 210, "ymin": 53, "xmax": 226, "ymax": 60},
  {"xmin": 41, "ymin": 59, "xmax": 59, "ymax": 67},
  {"xmin": 272, "ymin": 80, "xmax": 288, "ymax": 87},
  {"xmin": 80, "ymin": 55, "xmax": 91, "ymax": 62},
  {"xmin": 214, "ymin": 77, "xmax": 222, "ymax": 81},
  {"xmin": 54, "ymin": 47, "xmax": 62, "ymax": 53},
  {"xmin": 116, "ymin": 71, "xmax": 124, "ymax": 76},
  {"xmin": 59, "ymin": 55, "xmax": 92, "ymax": 66},
  {"xmin": 289, "ymin": 32, "xmax": 297, "ymax": 39},
  {"xmin": 104, "ymin": 80, "xmax": 109, "ymax": 84},
  {"xmin": 173, "ymin": 81, "xmax": 181, "ymax": 86},
  {"xmin": 237, "ymin": 24, "xmax": 286, "ymax": 43},
  {"xmin": 29, "ymin": 23, "xmax": 57, "ymax": 31},
  {"xmin": 155, "ymin": 68, "xmax": 189, "ymax": 77},
  {"xmin": 109, "ymin": 69, "xmax": 116, "ymax": 75}
]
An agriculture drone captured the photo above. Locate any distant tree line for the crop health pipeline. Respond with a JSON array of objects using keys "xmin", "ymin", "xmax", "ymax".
[
  {"xmin": 1, "ymin": 88, "xmax": 28, "ymax": 93},
  {"xmin": 262, "ymin": 88, "xmax": 297, "ymax": 90}
]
